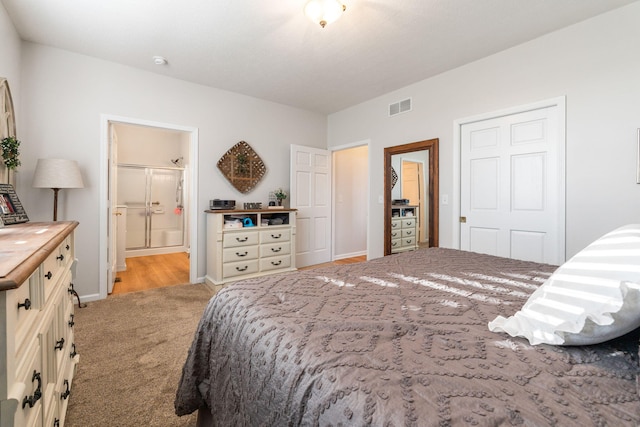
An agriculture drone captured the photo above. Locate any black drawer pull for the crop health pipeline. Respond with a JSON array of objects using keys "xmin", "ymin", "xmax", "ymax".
[
  {"xmin": 68, "ymin": 283, "xmax": 75, "ymax": 294},
  {"xmin": 235, "ymin": 251, "xmax": 248, "ymax": 257},
  {"xmin": 70, "ymin": 343, "xmax": 78, "ymax": 359},
  {"xmin": 56, "ymin": 254, "xmax": 64, "ymax": 261},
  {"xmin": 65, "ymin": 244, "xmax": 70, "ymax": 250},
  {"xmin": 235, "ymin": 237, "xmax": 248, "ymax": 242},
  {"xmin": 236, "ymin": 265, "xmax": 248, "ymax": 272},
  {"xmin": 271, "ymin": 260, "xmax": 282, "ymax": 266},
  {"xmin": 69, "ymin": 314, "xmax": 75, "ymax": 328},
  {"xmin": 271, "ymin": 247, "xmax": 282, "ymax": 253},
  {"xmin": 61, "ymin": 380, "xmax": 70, "ymax": 400},
  {"xmin": 54, "ymin": 419, "xmax": 60, "ymax": 427},
  {"xmin": 22, "ymin": 371, "xmax": 42, "ymax": 409},
  {"xmin": 54, "ymin": 338, "xmax": 65, "ymax": 351},
  {"xmin": 45, "ymin": 271, "xmax": 53, "ymax": 280},
  {"xmin": 18, "ymin": 298, "xmax": 31, "ymax": 311},
  {"xmin": 271, "ymin": 233, "xmax": 282, "ymax": 239}
]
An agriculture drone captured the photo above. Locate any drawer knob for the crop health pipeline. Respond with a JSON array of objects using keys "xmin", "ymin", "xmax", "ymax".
[
  {"xmin": 66, "ymin": 244, "xmax": 70, "ymax": 250},
  {"xmin": 54, "ymin": 338, "xmax": 65, "ymax": 351},
  {"xmin": 271, "ymin": 260, "xmax": 282, "ymax": 266},
  {"xmin": 236, "ymin": 237, "xmax": 249, "ymax": 242},
  {"xmin": 45, "ymin": 271, "xmax": 53, "ymax": 280},
  {"xmin": 54, "ymin": 419, "xmax": 60, "ymax": 427},
  {"xmin": 57, "ymin": 254, "xmax": 65, "ymax": 261},
  {"xmin": 61, "ymin": 379, "xmax": 70, "ymax": 400},
  {"xmin": 69, "ymin": 314, "xmax": 75, "ymax": 328},
  {"xmin": 271, "ymin": 247, "xmax": 282, "ymax": 253},
  {"xmin": 18, "ymin": 298, "xmax": 31, "ymax": 311},
  {"xmin": 70, "ymin": 343, "xmax": 78, "ymax": 359},
  {"xmin": 271, "ymin": 233, "xmax": 282, "ymax": 239},
  {"xmin": 236, "ymin": 265, "xmax": 248, "ymax": 272},
  {"xmin": 22, "ymin": 371, "xmax": 42, "ymax": 409},
  {"xmin": 235, "ymin": 251, "xmax": 248, "ymax": 257}
]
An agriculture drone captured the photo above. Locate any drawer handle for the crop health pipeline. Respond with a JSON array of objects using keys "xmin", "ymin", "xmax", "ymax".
[
  {"xmin": 271, "ymin": 260, "xmax": 282, "ymax": 266},
  {"xmin": 54, "ymin": 419, "xmax": 60, "ymax": 427},
  {"xmin": 61, "ymin": 379, "xmax": 71, "ymax": 400},
  {"xmin": 271, "ymin": 233, "xmax": 282, "ymax": 239},
  {"xmin": 22, "ymin": 371, "xmax": 42, "ymax": 409},
  {"xmin": 69, "ymin": 314, "xmax": 75, "ymax": 328},
  {"xmin": 18, "ymin": 298, "xmax": 32, "ymax": 311},
  {"xmin": 406, "ymin": 230, "xmax": 412, "ymax": 235},
  {"xmin": 236, "ymin": 265, "xmax": 248, "ymax": 272},
  {"xmin": 57, "ymin": 254, "xmax": 64, "ymax": 261},
  {"xmin": 45, "ymin": 271, "xmax": 53, "ymax": 280},
  {"xmin": 54, "ymin": 338, "xmax": 65, "ymax": 351},
  {"xmin": 66, "ymin": 244, "xmax": 70, "ymax": 250},
  {"xmin": 235, "ymin": 237, "xmax": 249, "ymax": 242},
  {"xmin": 70, "ymin": 343, "xmax": 78, "ymax": 359},
  {"xmin": 271, "ymin": 247, "xmax": 282, "ymax": 253},
  {"xmin": 391, "ymin": 223, "xmax": 399, "ymax": 228},
  {"xmin": 392, "ymin": 242, "xmax": 398, "ymax": 247},
  {"xmin": 235, "ymin": 251, "xmax": 248, "ymax": 257},
  {"xmin": 406, "ymin": 240, "xmax": 412, "ymax": 244}
]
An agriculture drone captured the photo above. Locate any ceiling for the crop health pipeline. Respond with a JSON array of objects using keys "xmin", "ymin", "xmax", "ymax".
[{"xmin": 1, "ymin": 0, "xmax": 637, "ymax": 114}]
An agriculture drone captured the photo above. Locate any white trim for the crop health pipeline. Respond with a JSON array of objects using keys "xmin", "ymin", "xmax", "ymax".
[
  {"xmin": 452, "ymin": 96, "xmax": 567, "ymax": 259},
  {"xmin": 99, "ymin": 114, "xmax": 200, "ymax": 300},
  {"xmin": 330, "ymin": 139, "xmax": 371, "ymax": 261}
]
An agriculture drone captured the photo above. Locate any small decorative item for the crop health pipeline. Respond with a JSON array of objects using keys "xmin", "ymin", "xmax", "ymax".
[
  {"xmin": 274, "ymin": 188, "xmax": 287, "ymax": 206},
  {"xmin": 391, "ymin": 167, "xmax": 398, "ymax": 189},
  {"xmin": 217, "ymin": 141, "xmax": 267, "ymax": 193},
  {"xmin": 0, "ymin": 136, "xmax": 20, "ymax": 170},
  {"xmin": 0, "ymin": 183, "xmax": 29, "ymax": 225}
]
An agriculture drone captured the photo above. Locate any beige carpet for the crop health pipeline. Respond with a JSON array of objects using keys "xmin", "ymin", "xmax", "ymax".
[{"xmin": 66, "ymin": 283, "xmax": 216, "ymax": 427}]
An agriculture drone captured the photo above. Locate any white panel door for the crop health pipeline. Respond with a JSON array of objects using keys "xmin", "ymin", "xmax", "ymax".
[
  {"xmin": 460, "ymin": 105, "xmax": 564, "ymax": 264},
  {"xmin": 291, "ymin": 144, "xmax": 332, "ymax": 267}
]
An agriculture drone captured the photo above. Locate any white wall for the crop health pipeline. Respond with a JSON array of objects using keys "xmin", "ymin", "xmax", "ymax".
[
  {"xmin": 114, "ymin": 123, "xmax": 188, "ymax": 167},
  {"xmin": 328, "ymin": 2, "xmax": 640, "ymax": 261},
  {"xmin": 16, "ymin": 42, "xmax": 326, "ymax": 300},
  {"xmin": 0, "ymin": 1, "xmax": 21, "ymax": 130},
  {"xmin": 333, "ymin": 145, "xmax": 367, "ymax": 258}
]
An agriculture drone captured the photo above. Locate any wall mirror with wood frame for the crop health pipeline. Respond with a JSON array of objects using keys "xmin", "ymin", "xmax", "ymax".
[{"xmin": 384, "ymin": 139, "xmax": 439, "ymax": 256}]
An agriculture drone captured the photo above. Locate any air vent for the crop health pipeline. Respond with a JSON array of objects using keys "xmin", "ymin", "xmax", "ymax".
[{"xmin": 389, "ymin": 98, "xmax": 412, "ymax": 117}]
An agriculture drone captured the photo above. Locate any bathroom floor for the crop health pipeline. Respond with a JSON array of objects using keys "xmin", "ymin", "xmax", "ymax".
[{"xmin": 111, "ymin": 252, "xmax": 190, "ymax": 295}]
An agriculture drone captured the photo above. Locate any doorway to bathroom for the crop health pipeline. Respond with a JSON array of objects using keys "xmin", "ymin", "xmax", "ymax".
[{"xmin": 104, "ymin": 119, "xmax": 197, "ymax": 296}]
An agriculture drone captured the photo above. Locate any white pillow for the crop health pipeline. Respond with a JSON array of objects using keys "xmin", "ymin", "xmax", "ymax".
[{"xmin": 489, "ymin": 224, "xmax": 640, "ymax": 345}]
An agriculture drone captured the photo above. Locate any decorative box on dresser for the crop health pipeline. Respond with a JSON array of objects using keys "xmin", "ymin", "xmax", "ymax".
[
  {"xmin": 205, "ymin": 209, "xmax": 296, "ymax": 285},
  {"xmin": 0, "ymin": 221, "xmax": 79, "ymax": 427},
  {"xmin": 390, "ymin": 205, "xmax": 419, "ymax": 253}
]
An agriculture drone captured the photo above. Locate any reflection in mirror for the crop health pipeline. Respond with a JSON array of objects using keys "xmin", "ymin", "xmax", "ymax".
[{"xmin": 384, "ymin": 139, "xmax": 439, "ymax": 256}]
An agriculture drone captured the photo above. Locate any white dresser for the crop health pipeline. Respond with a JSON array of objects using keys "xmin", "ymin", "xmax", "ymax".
[
  {"xmin": 0, "ymin": 221, "xmax": 79, "ymax": 427},
  {"xmin": 390, "ymin": 205, "xmax": 419, "ymax": 253},
  {"xmin": 205, "ymin": 209, "xmax": 296, "ymax": 285}
]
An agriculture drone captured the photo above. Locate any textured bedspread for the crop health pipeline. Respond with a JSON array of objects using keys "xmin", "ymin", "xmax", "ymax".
[{"xmin": 176, "ymin": 248, "xmax": 640, "ymax": 426}]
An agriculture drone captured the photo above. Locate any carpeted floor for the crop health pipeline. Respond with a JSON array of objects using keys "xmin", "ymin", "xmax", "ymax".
[{"xmin": 65, "ymin": 283, "xmax": 216, "ymax": 427}]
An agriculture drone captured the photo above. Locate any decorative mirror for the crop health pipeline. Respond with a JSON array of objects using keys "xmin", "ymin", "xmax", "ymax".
[
  {"xmin": 0, "ymin": 78, "xmax": 17, "ymax": 186},
  {"xmin": 217, "ymin": 141, "xmax": 266, "ymax": 193}
]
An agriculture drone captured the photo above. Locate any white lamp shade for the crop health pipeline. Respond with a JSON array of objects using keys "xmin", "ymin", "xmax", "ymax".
[{"xmin": 33, "ymin": 158, "xmax": 85, "ymax": 189}]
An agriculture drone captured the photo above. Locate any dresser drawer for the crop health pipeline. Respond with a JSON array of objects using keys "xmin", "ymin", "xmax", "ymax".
[
  {"xmin": 390, "ymin": 229, "xmax": 401, "ymax": 239},
  {"xmin": 402, "ymin": 228, "xmax": 415, "ymax": 238},
  {"xmin": 223, "ymin": 245, "xmax": 259, "ymax": 262},
  {"xmin": 260, "ymin": 229, "xmax": 290, "ymax": 243},
  {"xmin": 401, "ymin": 218, "xmax": 416, "ymax": 228},
  {"xmin": 14, "ymin": 340, "xmax": 44, "ymax": 427},
  {"xmin": 14, "ymin": 271, "xmax": 42, "ymax": 358},
  {"xmin": 223, "ymin": 231, "xmax": 259, "ymax": 248},
  {"xmin": 401, "ymin": 237, "xmax": 416, "ymax": 247},
  {"xmin": 260, "ymin": 255, "xmax": 291, "ymax": 272},
  {"xmin": 391, "ymin": 219, "xmax": 401, "ymax": 229},
  {"xmin": 260, "ymin": 242, "xmax": 291, "ymax": 258},
  {"xmin": 391, "ymin": 238, "xmax": 402, "ymax": 250},
  {"xmin": 223, "ymin": 259, "xmax": 259, "ymax": 279}
]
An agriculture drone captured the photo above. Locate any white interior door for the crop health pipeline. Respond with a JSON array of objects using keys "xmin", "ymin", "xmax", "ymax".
[
  {"xmin": 290, "ymin": 144, "xmax": 332, "ymax": 267},
  {"xmin": 460, "ymin": 105, "xmax": 565, "ymax": 264},
  {"xmin": 107, "ymin": 124, "xmax": 118, "ymax": 294}
]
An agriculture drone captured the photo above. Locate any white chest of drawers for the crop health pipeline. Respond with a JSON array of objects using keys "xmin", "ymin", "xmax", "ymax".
[
  {"xmin": 205, "ymin": 210, "xmax": 296, "ymax": 285},
  {"xmin": 390, "ymin": 205, "xmax": 419, "ymax": 253},
  {"xmin": 0, "ymin": 221, "xmax": 79, "ymax": 427}
]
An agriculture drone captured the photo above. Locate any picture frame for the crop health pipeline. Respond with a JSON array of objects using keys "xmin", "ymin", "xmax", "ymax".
[{"xmin": 0, "ymin": 184, "xmax": 29, "ymax": 225}]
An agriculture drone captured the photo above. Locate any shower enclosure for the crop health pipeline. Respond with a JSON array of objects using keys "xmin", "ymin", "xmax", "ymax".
[{"xmin": 117, "ymin": 165, "xmax": 185, "ymax": 255}]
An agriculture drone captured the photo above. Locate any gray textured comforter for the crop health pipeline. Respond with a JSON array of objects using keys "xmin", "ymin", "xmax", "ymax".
[{"xmin": 175, "ymin": 248, "xmax": 640, "ymax": 426}]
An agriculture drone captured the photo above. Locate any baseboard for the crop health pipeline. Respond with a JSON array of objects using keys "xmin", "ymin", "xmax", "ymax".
[{"xmin": 333, "ymin": 250, "xmax": 367, "ymax": 261}]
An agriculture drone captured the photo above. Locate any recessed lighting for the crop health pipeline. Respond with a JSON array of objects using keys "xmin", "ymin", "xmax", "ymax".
[{"xmin": 153, "ymin": 56, "xmax": 168, "ymax": 65}]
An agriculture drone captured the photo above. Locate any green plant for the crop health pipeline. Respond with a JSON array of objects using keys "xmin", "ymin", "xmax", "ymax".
[
  {"xmin": 0, "ymin": 136, "xmax": 21, "ymax": 170},
  {"xmin": 274, "ymin": 188, "xmax": 287, "ymax": 200}
]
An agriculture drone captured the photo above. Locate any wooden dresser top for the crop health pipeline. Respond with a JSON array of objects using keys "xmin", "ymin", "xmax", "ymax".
[{"xmin": 0, "ymin": 221, "xmax": 78, "ymax": 291}]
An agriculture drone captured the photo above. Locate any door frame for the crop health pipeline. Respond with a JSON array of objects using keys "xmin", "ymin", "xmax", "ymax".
[
  {"xmin": 99, "ymin": 114, "xmax": 199, "ymax": 300},
  {"xmin": 384, "ymin": 138, "xmax": 439, "ymax": 256},
  {"xmin": 452, "ymin": 96, "xmax": 566, "ymax": 255}
]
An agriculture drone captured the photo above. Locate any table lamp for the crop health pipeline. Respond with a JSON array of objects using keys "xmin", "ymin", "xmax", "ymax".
[{"xmin": 32, "ymin": 158, "xmax": 84, "ymax": 221}]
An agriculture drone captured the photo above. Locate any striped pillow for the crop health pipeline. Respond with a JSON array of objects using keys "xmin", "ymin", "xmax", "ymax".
[{"xmin": 489, "ymin": 224, "xmax": 640, "ymax": 345}]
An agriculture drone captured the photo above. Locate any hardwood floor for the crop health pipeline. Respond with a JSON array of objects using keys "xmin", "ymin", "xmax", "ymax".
[{"xmin": 111, "ymin": 253, "xmax": 367, "ymax": 295}]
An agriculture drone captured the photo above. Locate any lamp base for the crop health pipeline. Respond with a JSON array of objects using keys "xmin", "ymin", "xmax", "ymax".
[{"xmin": 52, "ymin": 188, "xmax": 60, "ymax": 221}]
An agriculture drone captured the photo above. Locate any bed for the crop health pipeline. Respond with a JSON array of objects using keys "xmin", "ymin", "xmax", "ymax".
[{"xmin": 175, "ymin": 235, "xmax": 640, "ymax": 425}]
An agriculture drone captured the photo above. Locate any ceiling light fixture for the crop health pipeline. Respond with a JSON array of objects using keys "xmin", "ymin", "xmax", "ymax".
[
  {"xmin": 304, "ymin": 0, "xmax": 346, "ymax": 28},
  {"xmin": 153, "ymin": 56, "xmax": 168, "ymax": 65}
]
